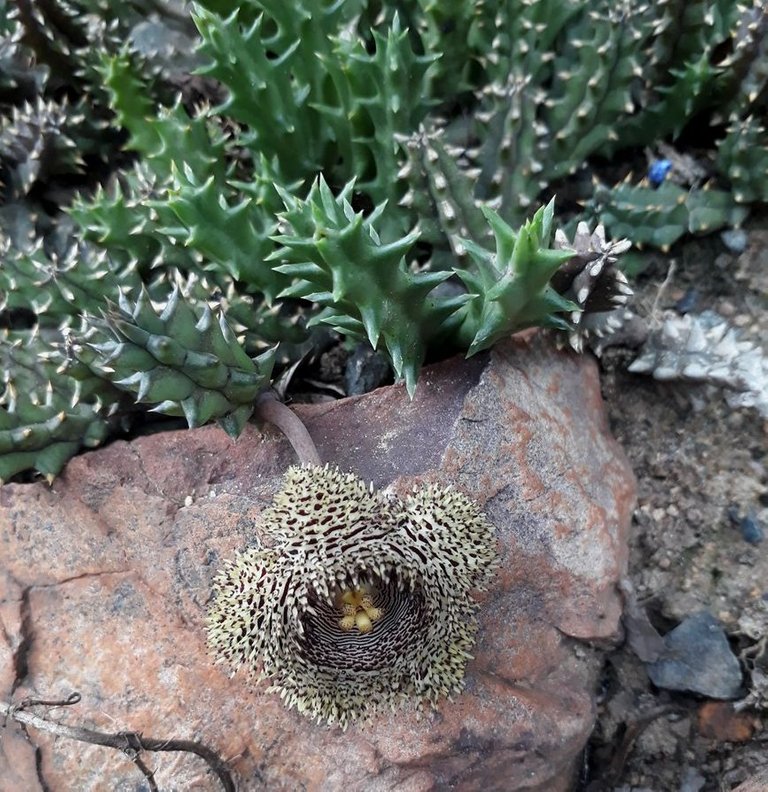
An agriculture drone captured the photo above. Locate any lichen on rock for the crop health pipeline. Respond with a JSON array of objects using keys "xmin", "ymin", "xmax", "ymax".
[{"xmin": 207, "ymin": 464, "xmax": 499, "ymax": 728}]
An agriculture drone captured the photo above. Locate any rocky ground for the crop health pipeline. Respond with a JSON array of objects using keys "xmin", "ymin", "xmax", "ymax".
[{"xmin": 581, "ymin": 221, "xmax": 768, "ymax": 791}]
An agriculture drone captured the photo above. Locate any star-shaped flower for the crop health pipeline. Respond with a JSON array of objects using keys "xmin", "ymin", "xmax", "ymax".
[{"xmin": 207, "ymin": 464, "xmax": 498, "ymax": 727}]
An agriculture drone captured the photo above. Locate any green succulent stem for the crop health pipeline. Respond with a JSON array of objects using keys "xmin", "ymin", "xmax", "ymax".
[
  {"xmin": 70, "ymin": 287, "xmax": 276, "ymax": 438},
  {"xmin": 451, "ymin": 201, "xmax": 578, "ymax": 355}
]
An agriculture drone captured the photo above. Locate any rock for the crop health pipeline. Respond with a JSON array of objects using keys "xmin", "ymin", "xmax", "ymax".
[
  {"xmin": 647, "ymin": 612, "xmax": 743, "ymax": 699},
  {"xmin": 620, "ymin": 578, "xmax": 665, "ymax": 662},
  {"xmin": 0, "ymin": 335, "xmax": 635, "ymax": 791},
  {"xmin": 697, "ymin": 702, "xmax": 758, "ymax": 743},
  {"xmin": 733, "ymin": 770, "xmax": 768, "ymax": 792},
  {"xmin": 344, "ymin": 343, "xmax": 391, "ymax": 395},
  {"xmin": 679, "ymin": 767, "xmax": 706, "ymax": 792},
  {"xmin": 720, "ymin": 228, "xmax": 748, "ymax": 254},
  {"xmin": 739, "ymin": 513, "xmax": 764, "ymax": 545}
]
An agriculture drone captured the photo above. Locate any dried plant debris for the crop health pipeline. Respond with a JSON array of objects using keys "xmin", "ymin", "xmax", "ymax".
[
  {"xmin": 551, "ymin": 222, "xmax": 633, "ymax": 352},
  {"xmin": 584, "ymin": 306, "xmax": 651, "ymax": 357},
  {"xmin": 628, "ymin": 310, "xmax": 768, "ymax": 416},
  {"xmin": 207, "ymin": 465, "xmax": 498, "ymax": 728},
  {"xmin": 645, "ymin": 142, "xmax": 710, "ymax": 188},
  {"xmin": 737, "ymin": 605, "xmax": 768, "ymax": 715},
  {"xmin": 737, "ymin": 631, "xmax": 768, "ymax": 713}
]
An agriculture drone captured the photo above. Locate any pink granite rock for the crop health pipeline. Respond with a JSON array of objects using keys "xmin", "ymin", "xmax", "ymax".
[
  {"xmin": 733, "ymin": 772, "xmax": 768, "ymax": 792},
  {"xmin": 0, "ymin": 335, "xmax": 635, "ymax": 791}
]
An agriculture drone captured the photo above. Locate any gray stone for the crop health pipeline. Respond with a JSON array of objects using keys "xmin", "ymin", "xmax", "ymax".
[
  {"xmin": 647, "ymin": 611, "xmax": 743, "ymax": 699},
  {"xmin": 720, "ymin": 228, "xmax": 748, "ymax": 254}
]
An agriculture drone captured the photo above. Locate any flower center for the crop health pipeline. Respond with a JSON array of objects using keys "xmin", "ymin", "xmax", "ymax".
[
  {"xmin": 297, "ymin": 573, "xmax": 427, "ymax": 671},
  {"xmin": 336, "ymin": 587, "xmax": 383, "ymax": 633}
]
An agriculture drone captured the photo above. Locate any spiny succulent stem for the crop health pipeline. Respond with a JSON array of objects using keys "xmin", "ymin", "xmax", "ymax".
[{"xmin": 254, "ymin": 391, "xmax": 321, "ymax": 466}]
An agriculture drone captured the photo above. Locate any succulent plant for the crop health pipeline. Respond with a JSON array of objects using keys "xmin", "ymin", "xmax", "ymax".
[
  {"xmin": 451, "ymin": 200, "xmax": 578, "ymax": 354},
  {"xmin": 5, "ymin": 0, "xmax": 184, "ymax": 199},
  {"xmin": 628, "ymin": 310, "xmax": 768, "ymax": 417},
  {"xmin": 551, "ymin": 222, "xmax": 633, "ymax": 351},
  {"xmin": 0, "ymin": 98, "xmax": 83, "ymax": 200},
  {"xmin": 0, "ymin": 328, "xmax": 119, "ymax": 482},
  {"xmin": 208, "ymin": 464, "xmax": 498, "ymax": 727},
  {"xmin": 271, "ymin": 176, "xmax": 457, "ymax": 396},
  {"xmin": 0, "ymin": 233, "xmax": 143, "ymax": 323},
  {"xmin": 584, "ymin": 181, "xmax": 751, "ymax": 250},
  {"xmin": 70, "ymin": 287, "xmax": 276, "ymax": 437},
  {"xmin": 716, "ymin": 115, "xmax": 768, "ymax": 205},
  {"xmin": 0, "ymin": 387, "xmax": 110, "ymax": 484},
  {"xmin": 4, "ymin": 0, "xmax": 768, "ymax": 481}
]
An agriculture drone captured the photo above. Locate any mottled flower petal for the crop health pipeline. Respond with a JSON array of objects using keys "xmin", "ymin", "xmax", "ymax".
[{"xmin": 207, "ymin": 465, "xmax": 498, "ymax": 727}]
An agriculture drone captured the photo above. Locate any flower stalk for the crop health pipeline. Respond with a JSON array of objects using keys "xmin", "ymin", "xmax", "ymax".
[{"xmin": 253, "ymin": 391, "xmax": 321, "ymax": 466}]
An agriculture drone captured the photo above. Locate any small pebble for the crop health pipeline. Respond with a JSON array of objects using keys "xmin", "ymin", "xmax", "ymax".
[
  {"xmin": 184, "ymin": 495, "xmax": 193, "ymax": 507},
  {"xmin": 729, "ymin": 506, "xmax": 765, "ymax": 545},
  {"xmin": 718, "ymin": 300, "xmax": 736, "ymax": 317},
  {"xmin": 714, "ymin": 253, "xmax": 732, "ymax": 270},
  {"xmin": 739, "ymin": 514, "xmax": 764, "ymax": 545},
  {"xmin": 648, "ymin": 158, "xmax": 672, "ymax": 187},
  {"xmin": 345, "ymin": 344, "xmax": 391, "ymax": 396},
  {"xmin": 674, "ymin": 288, "xmax": 698, "ymax": 315},
  {"xmin": 679, "ymin": 766, "xmax": 706, "ymax": 792},
  {"xmin": 720, "ymin": 228, "xmax": 748, "ymax": 253}
]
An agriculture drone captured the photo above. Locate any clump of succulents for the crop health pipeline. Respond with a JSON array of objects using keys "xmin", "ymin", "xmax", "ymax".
[{"xmin": 2, "ymin": 0, "xmax": 766, "ymax": 481}]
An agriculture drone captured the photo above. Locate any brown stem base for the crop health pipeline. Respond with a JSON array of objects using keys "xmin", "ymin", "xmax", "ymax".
[{"xmin": 254, "ymin": 391, "xmax": 321, "ymax": 466}]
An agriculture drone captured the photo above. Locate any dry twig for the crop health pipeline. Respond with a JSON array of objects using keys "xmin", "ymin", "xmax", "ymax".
[{"xmin": 0, "ymin": 692, "xmax": 236, "ymax": 792}]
